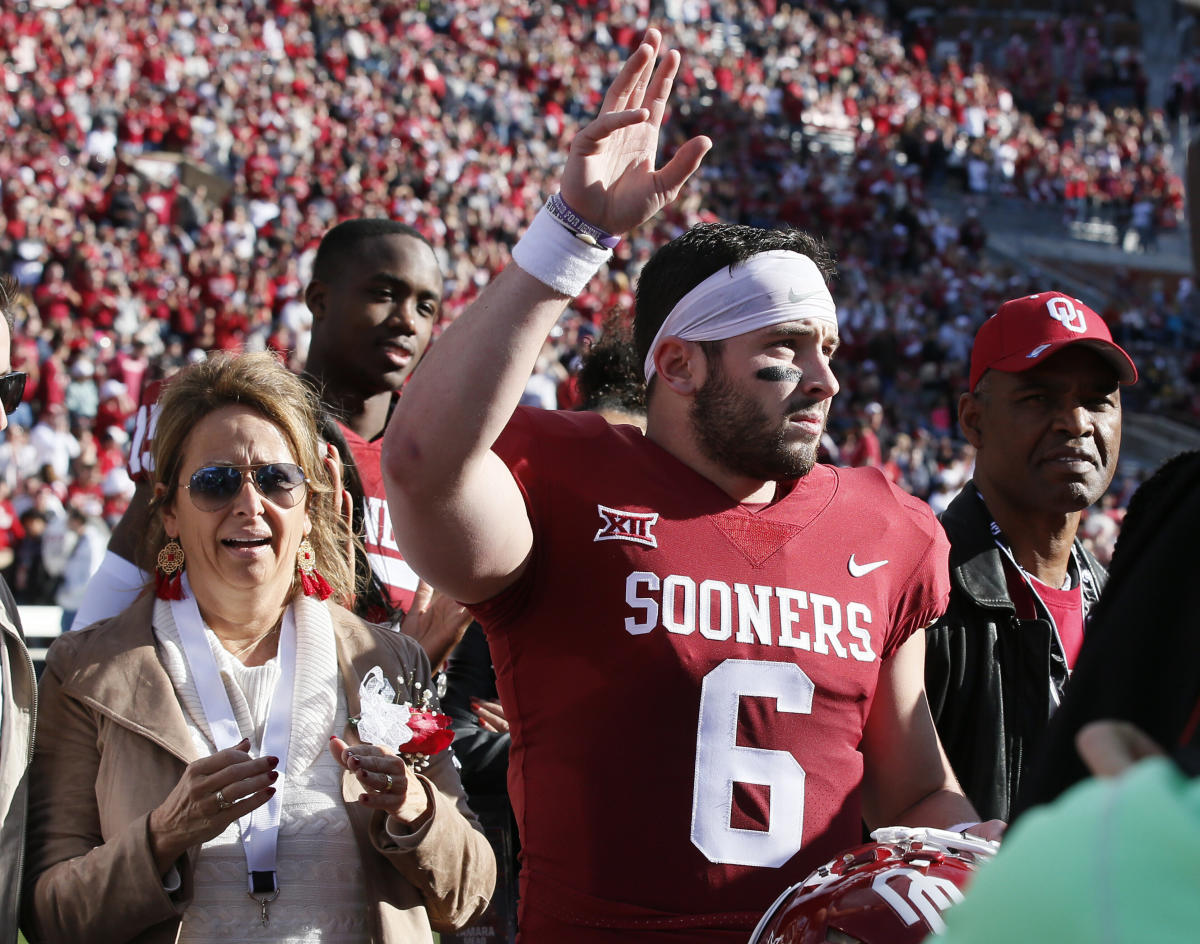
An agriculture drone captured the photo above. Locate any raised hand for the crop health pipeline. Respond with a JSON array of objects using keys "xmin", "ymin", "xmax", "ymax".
[
  {"xmin": 560, "ymin": 28, "xmax": 711, "ymax": 238},
  {"xmin": 1076, "ymin": 719, "xmax": 1165, "ymax": 778},
  {"xmin": 470, "ymin": 697, "xmax": 509, "ymax": 734},
  {"xmin": 147, "ymin": 738, "xmax": 277, "ymax": 873},
  {"xmin": 402, "ymin": 579, "xmax": 473, "ymax": 672}
]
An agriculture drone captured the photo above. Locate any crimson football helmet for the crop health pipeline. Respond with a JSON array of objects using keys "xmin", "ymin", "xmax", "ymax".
[{"xmin": 748, "ymin": 827, "xmax": 998, "ymax": 944}]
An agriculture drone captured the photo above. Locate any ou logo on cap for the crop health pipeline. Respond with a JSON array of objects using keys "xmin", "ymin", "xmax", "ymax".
[{"xmin": 1046, "ymin": 296, "xmax": 1087, "ymax": 334}]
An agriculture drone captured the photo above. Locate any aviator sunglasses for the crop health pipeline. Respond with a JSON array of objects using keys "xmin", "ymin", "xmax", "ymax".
[
  {"xmin": 183, "ymin": 462, "xmax": 308, "ymax": 512},
  {"xmin": 0, "ymin": 371, "xmax": 27, "ymax": 415}
]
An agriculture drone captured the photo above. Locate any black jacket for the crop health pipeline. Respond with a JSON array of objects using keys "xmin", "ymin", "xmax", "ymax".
[
  {"xmin": 925, "ymin": 482, "xmax": 1106, "ymax": 822},
  {"xmin": 1016, "ymin": 451, "xmax": 1200, "ymax": 816}
]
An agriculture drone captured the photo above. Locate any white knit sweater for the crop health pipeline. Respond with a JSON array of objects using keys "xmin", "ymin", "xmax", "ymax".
[{"xmin": 155, "ymin": 595, "xmax": 370, "ymax": 943}]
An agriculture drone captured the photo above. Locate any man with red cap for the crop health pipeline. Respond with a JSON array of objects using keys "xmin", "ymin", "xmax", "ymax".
[{"xmin": 924, "ymin": 290, "xmax": 1137, "ymax": 823}]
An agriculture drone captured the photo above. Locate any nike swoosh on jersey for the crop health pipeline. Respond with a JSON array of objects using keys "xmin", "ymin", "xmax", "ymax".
[{"xmin": 847, "ymin": 554, "xmax": 889, "ymax": 577}]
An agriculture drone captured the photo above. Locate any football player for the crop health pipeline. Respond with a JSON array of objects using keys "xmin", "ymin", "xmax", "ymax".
[{"xmin": 384, "ymin": 30, "xmax": 1002, "ymax": 944}]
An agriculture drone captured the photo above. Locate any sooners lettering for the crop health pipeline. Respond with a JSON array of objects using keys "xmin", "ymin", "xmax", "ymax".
[
  {"xmin": 127, "ymin": 402, "xmax": 160, "ymax": 478},
  {"xmin": 624, "ymin": 571, "xmax": 876, "ymax": 662},
  {"xmin": 595, "ymin": 504, "xmax": 659, "ymax": 548},
  {"xmin": 364, "ymin": 496, "xmax": 400, "ymax": 552}
]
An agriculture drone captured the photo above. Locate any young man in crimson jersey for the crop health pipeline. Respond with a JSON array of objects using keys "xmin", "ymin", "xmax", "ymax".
[
  {"xmin": 302, "ymin": 219, "xmax": 444, "ymax": 621},
  {"xmin": 383, "ymin": 32, "xmax": 1001, "ymax": 944}
]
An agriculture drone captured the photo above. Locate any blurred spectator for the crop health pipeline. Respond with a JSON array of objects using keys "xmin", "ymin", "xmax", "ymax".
[
  {"xmin": 0, "ymin": 480, "xmax": 19, "ymax": 573},
  {"xmin": 64, "ymin": 356, "xmax": 98, "ymax": 422},
  {"xmin": 46, "ymin": 506, "xmax": 107, "ymax": 633},
  {"xmin": 845, "ymin": 401, "xmax": 884, "ymax": 467},
  {"xmin": 0, "ymin": 424, "xmax": 37, "ymax": 492},
  {"xmin": 29, "ymin": 406, "xmax": 78, "ymax": 482},
  {"xmin": 7, "ymin": 509, "xmax": 55, "ymax": 606}
]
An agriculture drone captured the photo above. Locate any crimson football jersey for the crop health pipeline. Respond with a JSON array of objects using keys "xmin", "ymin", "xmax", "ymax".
[
  {"xmin": 339, "ymin": 422, "xmax": 418, "ymax": 613},
  {"xmin": 471, "ymin": 407, "xmax": 951, "ymax": 943},
  {"xmin": 125, "ymin": 378, "xmax": 167, "ymax": 482}
]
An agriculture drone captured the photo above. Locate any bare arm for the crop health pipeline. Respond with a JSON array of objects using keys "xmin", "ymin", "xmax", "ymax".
[
  {"xmin": 860, "ymin": 629, "xmax": 1004, "ymax": 838},
  {"xmin": 382, "ymin": 266, "xmax": 566, "ymax": 604},
  {"xmin": 383, "ymin": 30, "xmax": 710, "ymax": 604}
]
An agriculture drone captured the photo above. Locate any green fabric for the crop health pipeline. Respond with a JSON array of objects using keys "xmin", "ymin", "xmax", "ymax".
[{"xmin": 931, "ymin": 758, "xmax": 1200, "ymax": 943}]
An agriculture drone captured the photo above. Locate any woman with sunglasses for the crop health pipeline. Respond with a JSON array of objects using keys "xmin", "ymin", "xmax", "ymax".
[{"xmin": 21, "ymin": 353, "xmax": 494, "ymax": 944}]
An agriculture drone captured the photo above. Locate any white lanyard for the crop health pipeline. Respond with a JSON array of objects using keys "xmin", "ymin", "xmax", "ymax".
[{"xmin": 170, "ymin": 573, "xmax": 297, "ymax": 923}]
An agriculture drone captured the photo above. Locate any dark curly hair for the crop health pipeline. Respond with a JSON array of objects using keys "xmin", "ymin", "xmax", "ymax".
[{"xmin": 576, "ymin": 312, "xmax": 646, "ymax": 418}]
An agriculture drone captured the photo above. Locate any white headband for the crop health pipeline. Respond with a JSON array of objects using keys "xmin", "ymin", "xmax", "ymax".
[{"xmin": 643, "ymin": 250, "xmax": 837, "ymax": 381}]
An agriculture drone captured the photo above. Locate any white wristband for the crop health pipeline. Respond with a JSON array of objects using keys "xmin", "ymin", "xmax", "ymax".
[{"xmin": 512, "ymin": 201, "xmax": 612, "ymax": 297}]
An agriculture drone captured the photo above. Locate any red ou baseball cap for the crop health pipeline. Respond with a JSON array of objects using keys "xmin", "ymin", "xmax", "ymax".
[{"xmin": 969, "ymin": 291, "xmax": 1138, "ymax": 392}]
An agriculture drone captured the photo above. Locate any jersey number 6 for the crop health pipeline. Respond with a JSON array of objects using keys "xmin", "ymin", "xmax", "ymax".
[{"xmin": 690, "ymin": 659, "xmax": 814, "ymax": 867}]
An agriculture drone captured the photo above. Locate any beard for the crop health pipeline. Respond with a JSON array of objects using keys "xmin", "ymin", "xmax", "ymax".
[{"xmin": 690, "ymin": 358, "xmax": 824, "ymax": 482}]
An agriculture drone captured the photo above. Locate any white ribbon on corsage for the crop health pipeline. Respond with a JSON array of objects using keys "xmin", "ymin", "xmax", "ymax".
[
  {"xmin": 170, "ymin": 572, "xmax": 297, "ymax": 920},
  {"xmin": 356, "ymin": 666, "xmax": 415, "ymax": 751}
]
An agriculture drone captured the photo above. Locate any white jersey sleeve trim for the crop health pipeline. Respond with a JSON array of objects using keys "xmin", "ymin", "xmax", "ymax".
[{"xmin": 69, "ymin": 550, "xmax": 149, "ymax": 631}]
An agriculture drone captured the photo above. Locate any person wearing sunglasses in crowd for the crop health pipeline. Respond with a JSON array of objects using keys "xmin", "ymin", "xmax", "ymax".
[
  {"xmin": 21, "ymin": 352, "xmax": 494, "ymax": 944},
  {"xmin": 0, "ymin": 275, "xmax": 33, "ymax": 944}
]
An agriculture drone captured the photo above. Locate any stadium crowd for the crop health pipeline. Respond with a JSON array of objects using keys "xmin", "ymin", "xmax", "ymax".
[{"xmin": 0, "ymin": 0, "xmax": 1193, "ymax": 602}]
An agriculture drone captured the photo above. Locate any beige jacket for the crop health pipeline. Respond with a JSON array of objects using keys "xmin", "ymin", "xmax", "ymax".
[
  {"xmin": 0, "ymin": 577, "xmax": 34, "ymax": 944},
  {"xmin": 21, "ymin": 593, "xmax": 495, "ymax": 944}
]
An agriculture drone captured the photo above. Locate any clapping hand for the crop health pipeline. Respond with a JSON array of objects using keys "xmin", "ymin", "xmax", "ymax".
[
  {"xmin": 329, "ymin": 735, "xmax": 430, "ymax": 827},
  {"xmin": 148, "ymin": 738, "xmax": 277, "ymax": 874},
  {"xmin": 560, "ymin": 28, "xmax": 711, "ymax": 239}
]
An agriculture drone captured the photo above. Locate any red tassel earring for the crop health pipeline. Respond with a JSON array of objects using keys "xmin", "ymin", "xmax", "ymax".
[
  {"xmin": 155, "ymin": 540, "xmax": 186, "ymax": 600},
  {"xmin": 297, "ymin": 538, "xmax": 333, "ymax": 600}
]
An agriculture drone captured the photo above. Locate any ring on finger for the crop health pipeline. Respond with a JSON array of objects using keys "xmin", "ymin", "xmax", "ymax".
[
  {"xmin": 383, "ymin": 773, "xmax": 394, "ymax": 792},
  {"xmin": 215, "ymin": 788, "xmax": 232, "ymax": 811}
]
